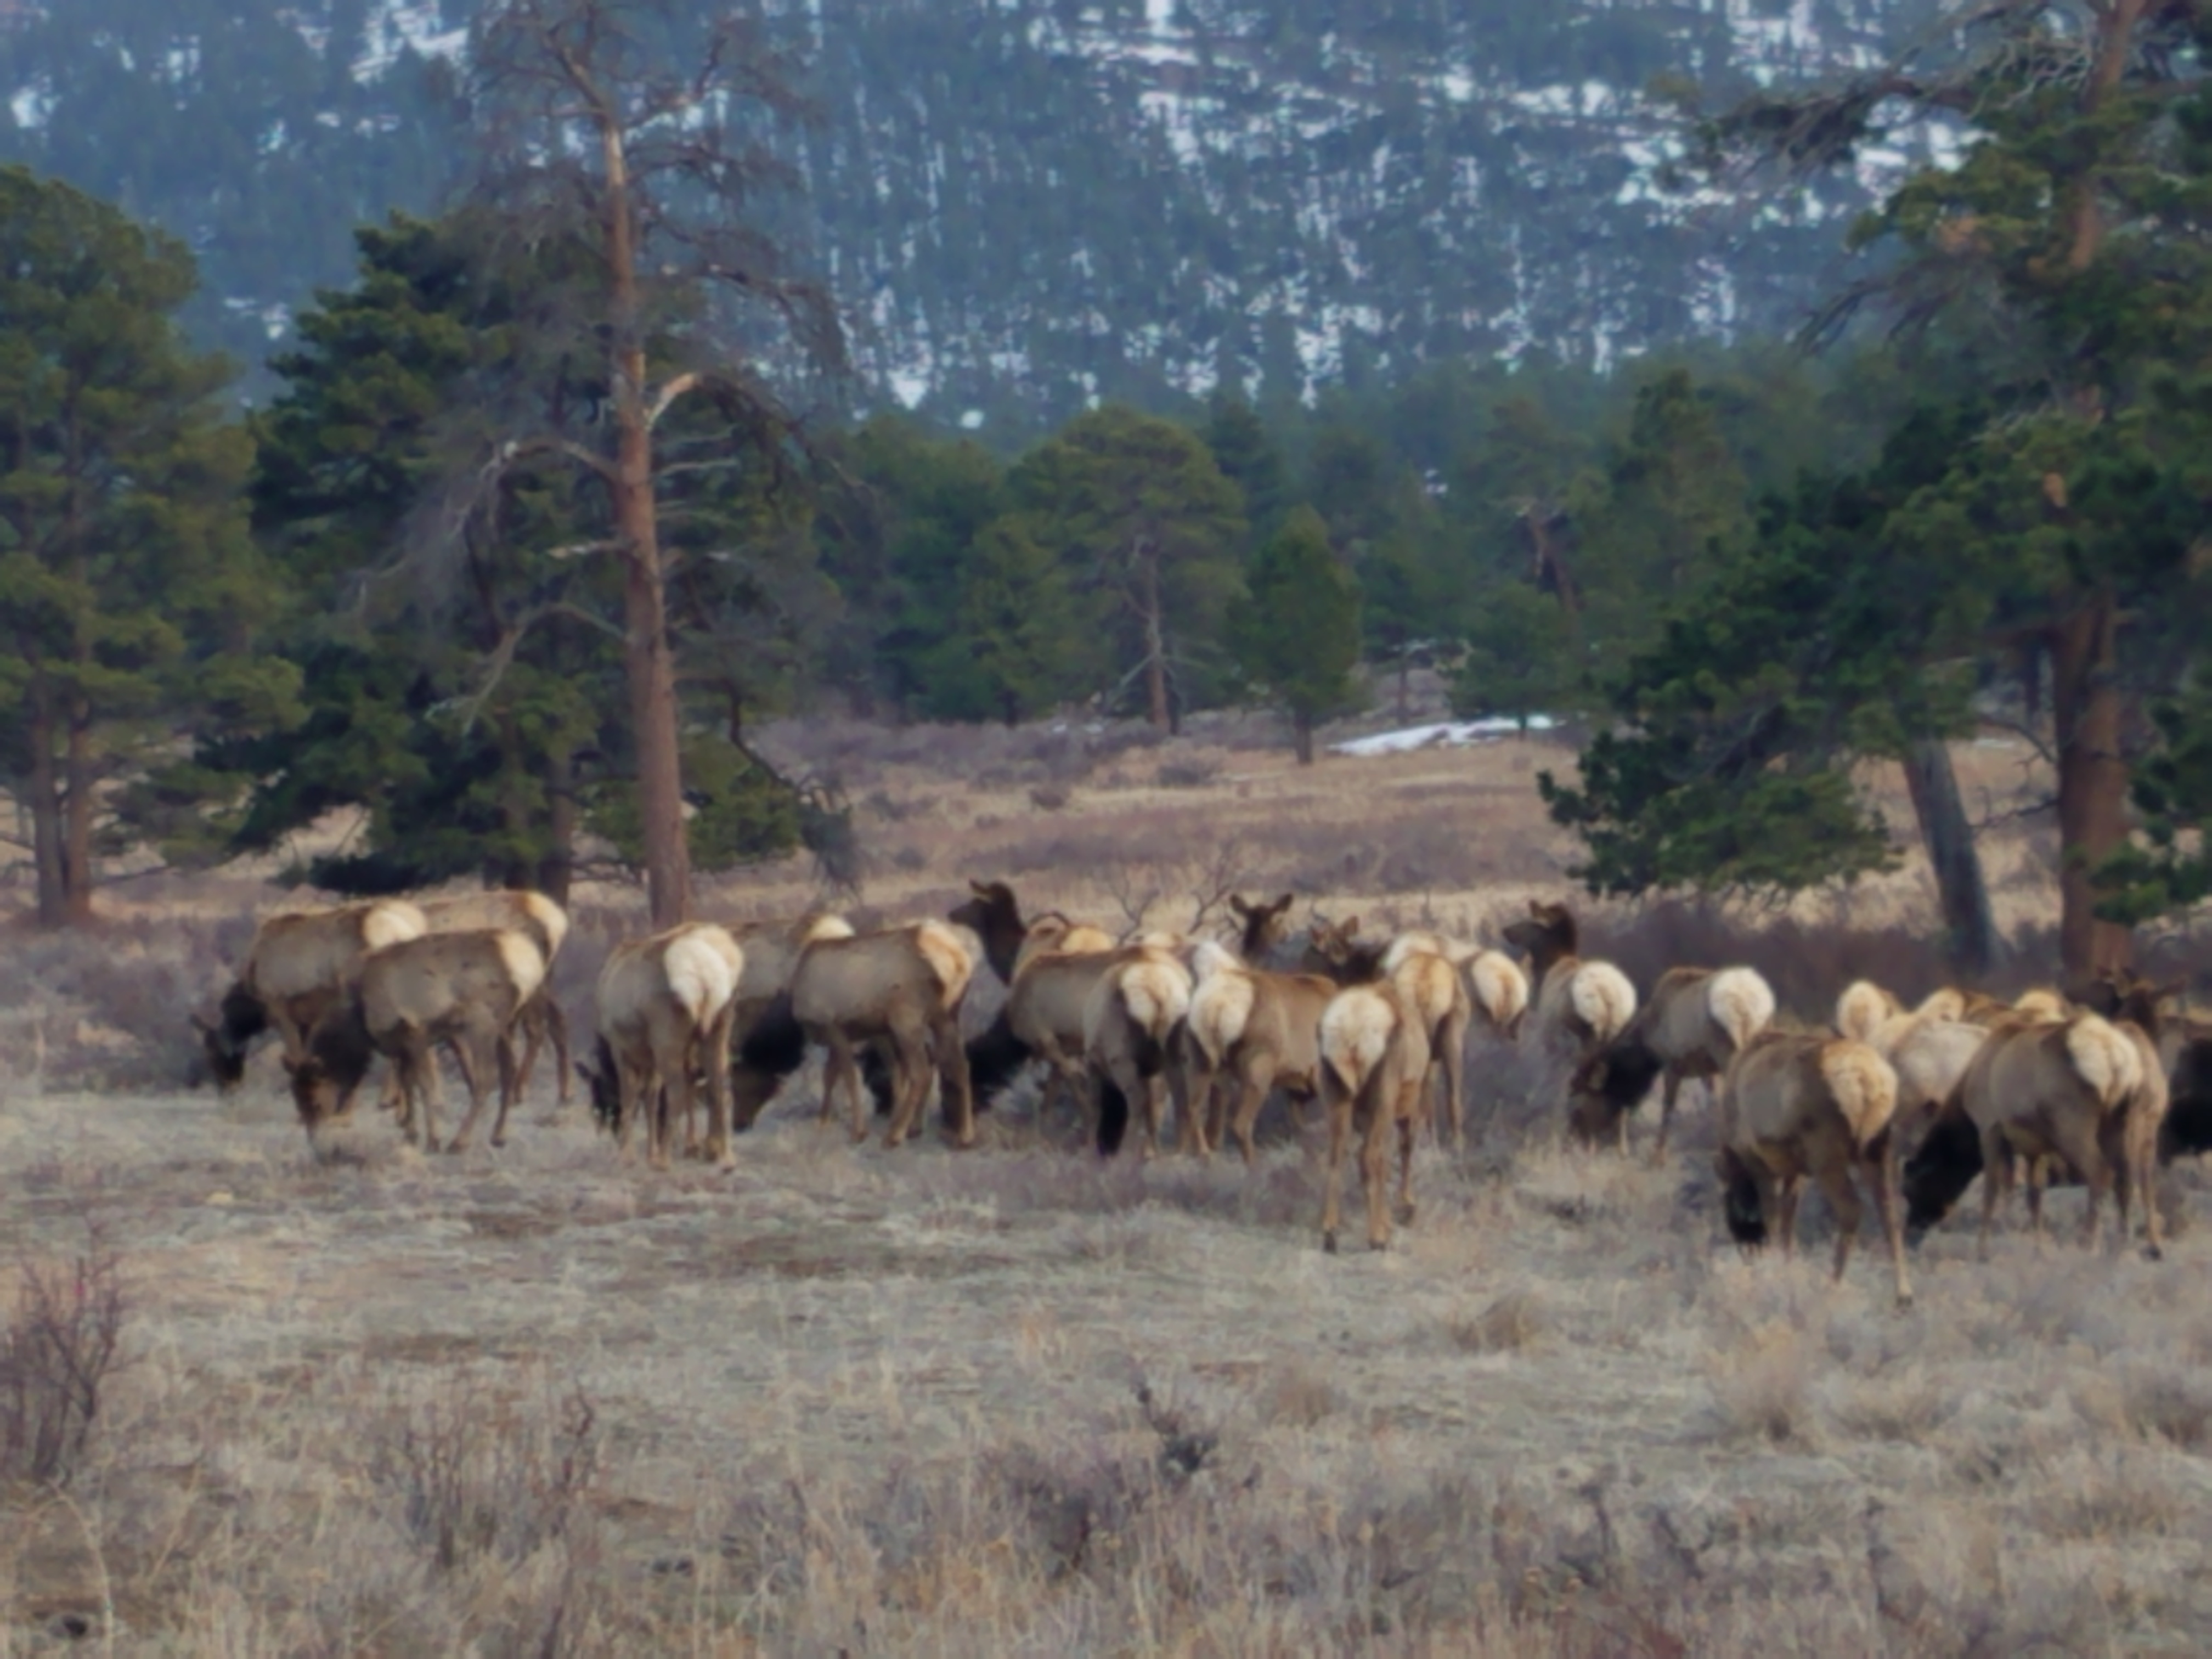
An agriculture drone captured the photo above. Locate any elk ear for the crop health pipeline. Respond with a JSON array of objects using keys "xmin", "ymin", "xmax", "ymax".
[
  {"xmin": 1271, "ymin": 893, "xmax": 1293, "ymax": 915},
  {"xmin": 969, "ymin": 880, "xmax": 992, "ymax": 899},
  {"xmin": 1229, "ymin": 896, "xmax": 1252, "ymax": 918},
  {"xmin": 1527, "ymin": 899, "xmax": 1544, "ymax": 917}
]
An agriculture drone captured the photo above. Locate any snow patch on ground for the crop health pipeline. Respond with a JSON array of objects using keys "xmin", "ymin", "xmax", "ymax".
[{"xmin": 1329, "ymin": 718, "xmax": 1558, "ymax": 757}]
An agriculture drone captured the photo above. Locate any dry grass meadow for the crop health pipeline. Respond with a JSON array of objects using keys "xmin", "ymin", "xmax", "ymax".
[{"xmin": 5, "ymin": 693, "xmax": 2212, "ymax": 1655}]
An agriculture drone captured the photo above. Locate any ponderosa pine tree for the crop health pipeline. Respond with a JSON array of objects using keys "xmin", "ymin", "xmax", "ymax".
[
  {"xmin": 1694, "ymin": 0, "xmax": 2212, "ymax": 974},
  {"xmin": 938, "ymin": 517, "xmax": 1086, "ymax": 726},
  {"xmin": 1011, "ymin": 404, "xmax": 1246, "ymax": 730},
  {"xmin": 462, "ymin": 0, "xmax": 843, "ymax": 926},
  {"xmin": 1233, "ymin": 505, "xmax": 1361, "ymax": 764},
  {"xmin": 0, "ymin": 166, "xmax": 279, "ymax": 927}
]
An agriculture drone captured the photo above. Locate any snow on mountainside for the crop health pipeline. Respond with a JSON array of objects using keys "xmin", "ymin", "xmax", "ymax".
[{"xmin": 0, "ymin": 1, "xmax": 1961, "ymax": 422}]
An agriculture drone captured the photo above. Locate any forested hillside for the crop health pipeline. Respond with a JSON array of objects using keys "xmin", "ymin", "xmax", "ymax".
[{"xmin": 0, "ymin": 0, "xmax": 1951, "ymax": 421}]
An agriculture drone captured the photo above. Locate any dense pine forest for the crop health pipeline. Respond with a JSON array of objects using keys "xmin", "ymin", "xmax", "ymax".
[{"xmin": 2, "ymin": 0, "xmax": 2210, "ymax": 984}]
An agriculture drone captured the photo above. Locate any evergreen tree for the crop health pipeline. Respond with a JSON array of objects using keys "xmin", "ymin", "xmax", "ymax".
[
  {"xmin": 1200, "ymin": 391, "xmax": 1289, "ymax": 539},
  {"xmin": 1011, "ymin": 404, "xmax": 1246, "ymax": 730},
  {"xmin": 0, "ymin": 166, "xmax": 276, "ymax": 927},
  {"xmin": 932, "ymin": 517, "xmax": 1086, "ymax": 726},
  {"xmin": 1697, "ymin": 0, "xmax": 2212, "ymax": 974},
  {"xmin": 1449, "ymin": 584, "xmax": 1581, "ymax": 729},
  {"xmin": 1233, "ymin": 505, "xmax": 1361, "ymax": 763}
]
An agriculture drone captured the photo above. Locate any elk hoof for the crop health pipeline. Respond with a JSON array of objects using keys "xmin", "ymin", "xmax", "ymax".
[
  {"xmin": 1322, "ymin": 1231, "xmax": 1339, "ymax": 1255},
  {"xmin": 1894, "ymin": 1290, "xmax": 1915, "ymax": 1310},
  {"xmin": 2145, "ymin": 1243, "xmax": 2166, "ymax": 1263},
  {"xmin": 1395, "ymin": 1201, "xmax": 1417, "ymax": 1226},
  {"xmin": 443, "ymin": 1140, "xmax": 470, "ymax": 1156},
  {"xmin": 490, "ymin": 1133, "xmax": 507, "ymax": 1149},
  {"xmin": 1368, "ymin": 1235, "xmax": 1390, "ymax": 1252}
]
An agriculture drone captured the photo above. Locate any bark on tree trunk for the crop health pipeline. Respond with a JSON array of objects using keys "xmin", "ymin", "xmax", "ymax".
[
  {"xmin": 60, "ymin": 697, "xmax": 94, "ymax": 926},
  {"xmin": 2051, "ymin": 600, "xmax": 2133, "ymax": 977},
  {"xmin": 26, "ymin": 687, "xmax": 69, "ymax": 929},
  {"xmin": 1901, "ymin": 738, "xmax": 1999, "ymax": 978},
  {"xmin": 601, "ymin": 104, "xmax": 689, "ymax": 928},
  {"xmin": 1138, "ymin": 543, "xmax": 1170, "ymax": 731},
  {"xmin": 1294, "ymin": 710, "xmax": 1316, "ymax": 765}
]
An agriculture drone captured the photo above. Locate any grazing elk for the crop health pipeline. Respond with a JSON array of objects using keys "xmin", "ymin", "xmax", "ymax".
[
  {"xmin": 1714, "ymin": 1030, "xmax": 1912, "ymax": 1305},
  {"xmin": 1082, "ymin": 945, "xmax": 1194, "ymax": 1158},
  {"xmin": 1904, "ymin": 1008, "xmax": 2169, "ymax": 1258},
  {"xmin": 964, "ymin": 928, "xmax": 1141, "ymax": 1145},
  {"xmin": 579, "ymin": 923, "xmax": 745, "ymax": 1169},
  {"xmin": 1316, "ymin": 983, "xmax": 1432, "ymax": 1254},
  {"xmin": 196, "ymin": 900, "xmax": 427, "ymax": 1088},
  {"xmin": 1566, "ymin": 966, "xmax": 1776, "ymax": 1161},
  {"xmin": 791, "ymin": 917, "xmax": 979, "ymax": 1149},
  {"xmin": 1502, "ymin": 900, "xmax": 1638, "ymax": 1061},
  {"xmin": 288, "ymin": 929, "xmax": 546, "ymax": 1156},
  {"xmin": 416, "ymin": 890, "xmax": 573, "ymax": 1105},
  {"xmin": 1182, "ymin": 940, "xmax": 1336, "ymax": 1163}
]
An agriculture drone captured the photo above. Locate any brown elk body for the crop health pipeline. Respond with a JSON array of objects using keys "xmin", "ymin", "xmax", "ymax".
[
  {"xmin": 1950, "ymin": 1013, "xmax": 2155, "ymax": 1259},
  {"xmin": 791, "ymin": 919, "xmax": 979, "ymax": 1149},
  {"xmin": 1502, "ymin": 901, "xmax": 1638, "ymax": 1060},
  {"xmin": 198, "ymin": 900, "xmax": 428, "ymax": 1090},
  {"xmin": 1082, "ymin": 946, "xmax": 1194, "ymax": 1157},
  {"xmin": 1316, "ymin": 983, "xmax": 1432, "ymax": 1253},
  {"xmin": 416, "ymin": 890, "xmax": 573, "ymax": 1105},
  {"xmin": 584, "ymin": 923, "xmax": 745, "ymax": 1169},
  {"xmin": 1715, "ymin": 1031, "xmax": 1912, "ymax": 1305},
  {"xmin": 1381, "ymin": 939, "xmax": 1471, "ymax": 1149},
  {"xmin": 1568, "ymin": 965, "xmax": 1775, "ymax": 1161},
  {"xmin": 289, "ymin": 929, "xmax": 546, "ymax": 1156},
  {"xmin": 1182, "ymin": 941, "xmax": 1335, "ymax": 1162}
]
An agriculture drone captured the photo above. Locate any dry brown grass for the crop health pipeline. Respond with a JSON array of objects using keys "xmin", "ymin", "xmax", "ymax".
[{"xmin": 3, "ymin": 707, "xmax": 2211, "ymax": 1651}]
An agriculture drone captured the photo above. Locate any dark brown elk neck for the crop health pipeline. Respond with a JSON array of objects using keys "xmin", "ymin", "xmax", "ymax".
[{"xmin": 949, "ymin": 884, "xmax": 1026, "ymax": 985}]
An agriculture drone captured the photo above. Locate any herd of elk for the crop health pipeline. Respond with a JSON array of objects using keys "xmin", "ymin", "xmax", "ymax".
[{"xmin": 193, "ymin": 881, "xmax": 2208, "ymax": 1290}]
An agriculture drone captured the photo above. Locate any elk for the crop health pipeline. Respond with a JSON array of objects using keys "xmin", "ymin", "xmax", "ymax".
[
  {"xmin": 1182, "ymin": 940, "xmax": 1336, "ymax": 1163},
  {"xmin": 1713, "ymin": 1030, "xmax": 1912, "ymax": 1306},
  {"xmin": 578, "ymin": 923, "xmax": 745, "ymax": 1169},
  {"xmin": 964, "ymin": 927, "xmax": 1144, "ymax": 1147},
  {"xmin": 1501, "ymin": 900, "xmax": 1638, "ymax": 1060},
  {"xmin": 196, "ymin": 900, "xmax": 427, "ymax": 1090},
  {"xmin": 416, "ymin": 890, "xmax": 573, "ymax": 1104},
  {"xmin": 791, "ymin": 917, "xmax": 979, "ymax": 1149},
  {"xmin": 1380, "ymin": 938, "xmax": 1470, "ymax": 1149},
  {"xmin": 1227, "ymin": 892, "xmax": 1296, "ymax": 964},
  {"xmin": 1566, "ymin": 966, "xmax": 1776, "ymax": 1161},
  {"xmin": 287, "ymin": 929, "xmax": 546, "ymax": 1157},
  {"xmin": 1300, "ymin": 914, "xmax": 1390, "ymax": 985},
  {"xmin": 1082, "ymin": 945, "xmax": 1194, "ymax": 1158},
  {"xmin": 1904, "ymin": 1009, "xmax": 2169, "ymax": 1258},
  {"xmin": 949, "ymin": 881, "xmax": 1115, "ymax": 987},
  {"xmin": 1316, "ymin": 982, "xmax": 1432, "ymax": 1253}
]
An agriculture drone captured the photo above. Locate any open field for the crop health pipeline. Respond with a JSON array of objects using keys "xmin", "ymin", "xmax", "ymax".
[{"xmin": 4, "ymin": 706, "xmax": 2212, "ymax": 1653}]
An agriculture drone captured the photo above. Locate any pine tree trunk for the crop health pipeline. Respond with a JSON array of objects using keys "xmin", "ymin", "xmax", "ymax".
[
  {"xmin": 601, "ymin": 102, "xmax": 689, "ymax": 928},
  {"xmin": 1294, "ymin": 710, "xmax": 1316, "ymax": 765},
  {"xmin": 1901, "ymin": 738, "xmax": 1997, "ymax": 977},
  {"xmin": 1138, "ymin": 539, "xmax": 1170, "ymax": 730},
  {"xmin": 2051, "ymin": 600, "xmax": 2132, "ymax": 977},
  {"xmin": 26, "ymin": 686, "xmax": 69, "ymax": 929},
  {"xmin": 60, "ymin": 695, "xmax": 95, "ymax": 926}
]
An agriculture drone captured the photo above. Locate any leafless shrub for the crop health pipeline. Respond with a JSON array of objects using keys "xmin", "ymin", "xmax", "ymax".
[
  {"xmin": 1028, "ymin": 784, "xmax": 1072, "ymax": 812},
  {"xmin": 890, "ymin": 845, "xmax": 929, "ymax": 872},
  {"xmin": 2122, "ymin": 1367, "xmax": 2212, "ymax": 1450},
  {"xmin": 369, "ymin": 1375, "xmax": 602, "ymax": 1573},
  {"xmin": 1261, "ymin": 1361, "xmax": 1340, "ymax": 1426},
  {"xmin": 0, "ymin": 1232, "xmax": 126, "ymax": 1488},
  {"xmin": 1703, "ymin": 1321, "xmax": 1820, "ymax": 1446}
]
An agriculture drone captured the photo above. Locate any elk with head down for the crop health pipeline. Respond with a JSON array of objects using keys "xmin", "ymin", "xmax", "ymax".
[
  {"xmin": 195, "ymin": 900, "xmax": 428, "ymax": 1091},
  {"xmin": 1316, "ymin": 981, "xmax": 1432, "ymax": 1253},
  {"xmin": 1904, "ymin": 1006, "xmax": 2169, "ymax": 1259},
  {"xmin": 791, "ymin": 917, "xmax": 979, "ymax": 1149},
  {"xmin": 415, "ymin": 890, "xmax": 573, "ymax": 1105},
  {"xmin": 578, "ymin": 922, "xmax": 746, "ymax": 1169},
  {"xmin": 1566, "ymin": 965, "xmax": 1776, "ymax": 1161},
  {"xmin": 287, "ymin": 928, "xmax": 546, "ymax": 1157},
  {"xmin": 1714, "ymin": 1029, "xmax": 1913, "ymax": 1306}
]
